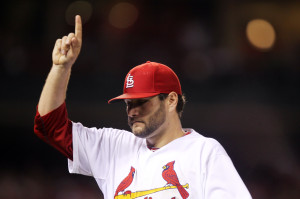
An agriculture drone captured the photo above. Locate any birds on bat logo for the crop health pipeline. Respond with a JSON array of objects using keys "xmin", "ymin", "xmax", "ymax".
[
  {"xmin": 114, "ymin": 167, "xmax": 135, "ymax": 197},
  {"xmin": 162, "ymin": 161, "xmax": 189, "ymax": 199},
  {"xmin": 114, "ymin": 161, "xmax": 189, "ymax": 199}
]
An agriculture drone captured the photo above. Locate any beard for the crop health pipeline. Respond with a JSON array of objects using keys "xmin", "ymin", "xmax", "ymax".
[{"xmin": 128, "ymin": 101, "xmax": 166, "ymax": 138}]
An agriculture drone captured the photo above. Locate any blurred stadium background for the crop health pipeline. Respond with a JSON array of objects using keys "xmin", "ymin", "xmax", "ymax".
[{"xmin": 0, "ymin": 0, "xmax": 299, "ymax": 198}]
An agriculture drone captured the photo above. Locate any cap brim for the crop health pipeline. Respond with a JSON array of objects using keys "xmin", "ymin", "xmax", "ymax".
[{"xmin": 108, "ymin": 92, "xmax": 160, "ymax": 104}]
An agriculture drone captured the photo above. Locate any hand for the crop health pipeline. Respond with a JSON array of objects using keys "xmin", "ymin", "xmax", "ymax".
[{"xmin": 52, "ymin": 15, "xmax": 82, "ymax": 69}]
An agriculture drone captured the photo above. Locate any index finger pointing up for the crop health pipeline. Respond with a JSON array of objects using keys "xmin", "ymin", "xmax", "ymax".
[{"xmin": 75, "ymin": 15, "xmax": 82, "ymax": 41}]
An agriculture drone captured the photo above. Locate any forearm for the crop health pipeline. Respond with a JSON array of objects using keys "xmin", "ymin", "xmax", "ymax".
[
  {"xmin": 38, "ymin": 15, "xmax": 82, "ymax": 116},
  {"xmin": 38, "ymin": 64, "xmax": 71, "ymax": 116}
]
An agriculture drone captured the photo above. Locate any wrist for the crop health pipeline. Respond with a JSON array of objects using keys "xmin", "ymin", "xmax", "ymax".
[{"xmin": 51, "ymin": 64, "xmax": 72, "ymax": 73}]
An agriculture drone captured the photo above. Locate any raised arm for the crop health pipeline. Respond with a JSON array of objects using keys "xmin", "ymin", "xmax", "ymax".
[{"xmin": 38, "ymin": 15, "xmax": 82, "ymax": 116}]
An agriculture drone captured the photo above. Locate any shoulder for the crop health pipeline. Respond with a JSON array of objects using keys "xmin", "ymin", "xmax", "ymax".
[
  {"xmin": 72, "ymin": 122, "xmax": 128, "ymax": 134},
  {"xmin": 72, "ymin": 122, "xmax": 141, "ymax": 143},
  {"xmin": 183, "ymin": 128, "xmax": 228, "ymax": 156}
]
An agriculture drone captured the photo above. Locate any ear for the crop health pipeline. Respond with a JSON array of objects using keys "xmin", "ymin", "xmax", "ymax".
[{"xmin": 167, "ymin": 92, "xmax": 178, "ymax": 113}]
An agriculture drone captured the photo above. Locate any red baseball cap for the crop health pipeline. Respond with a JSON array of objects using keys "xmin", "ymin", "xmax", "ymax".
[{"xmin": 108, "ymin": 61, "xmax": 182, "ymax": 103}]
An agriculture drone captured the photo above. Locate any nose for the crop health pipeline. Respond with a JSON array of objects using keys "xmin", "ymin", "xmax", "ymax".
[{"xmin": 127, "ymin": 105, "xmax": 140, "ymax": 118}]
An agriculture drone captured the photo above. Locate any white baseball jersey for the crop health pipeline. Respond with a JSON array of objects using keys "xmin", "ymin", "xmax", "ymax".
[{"xmin": 68, "ymin": 122, "xmax": 252, "ymax": 199}]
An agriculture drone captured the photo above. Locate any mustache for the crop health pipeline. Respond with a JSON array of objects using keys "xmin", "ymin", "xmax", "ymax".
[{"xmin": 128, "ymin": 117, "xmax": 145, "ymax": 126}]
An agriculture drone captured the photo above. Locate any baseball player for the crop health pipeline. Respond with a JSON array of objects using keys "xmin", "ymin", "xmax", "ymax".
[{"xmin": 34, "ymin": 15, "xmax": 252, "ymax": 199}]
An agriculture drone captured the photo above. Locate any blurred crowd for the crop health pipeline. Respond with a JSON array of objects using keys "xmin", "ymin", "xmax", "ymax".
[{"xmin": 0, "ymin": 168, "xmax": 102, "ymax": 199}]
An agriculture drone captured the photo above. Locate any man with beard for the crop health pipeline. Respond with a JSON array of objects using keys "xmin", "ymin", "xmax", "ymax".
[{"xmin": 34, "ymin": 15, "xmax": 252, "ymax": 199}]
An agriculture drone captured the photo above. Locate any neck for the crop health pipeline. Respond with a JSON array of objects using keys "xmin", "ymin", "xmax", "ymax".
[{"xmin": 146, "ymin": 115, "xmax": 184, "ymax": 148}]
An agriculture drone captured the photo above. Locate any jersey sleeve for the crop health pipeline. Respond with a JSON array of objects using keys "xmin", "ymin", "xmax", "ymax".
[
  {"xmin": 34, "ymin": 102, "xmax": 73, "ymax": 160},
  {"xmin": 68, "ymin": 124, "xmax": 138, "ymax": 180},
  {"xmin": 203, "ymin": 139, "xmax": 252, "ymax": 198}
]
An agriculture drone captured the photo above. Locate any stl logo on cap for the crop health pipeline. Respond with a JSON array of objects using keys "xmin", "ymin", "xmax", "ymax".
[{"xmin": 126, "ymin": 74, "xmax": 134, "ymax": 88}]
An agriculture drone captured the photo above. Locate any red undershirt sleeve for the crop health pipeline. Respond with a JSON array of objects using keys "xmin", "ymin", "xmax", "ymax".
[{"xmin": 33, "ymin": 102, "xmax": 73, "ymax": 160}]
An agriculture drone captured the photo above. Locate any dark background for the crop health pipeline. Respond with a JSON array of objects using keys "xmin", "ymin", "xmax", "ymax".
[{"xmin": 0, "ymin": 0, "xmax": 299, "ymax": 198}]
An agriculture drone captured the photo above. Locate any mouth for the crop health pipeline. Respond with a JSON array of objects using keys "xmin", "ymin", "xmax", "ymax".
[
  {"xmin": 129, "ymin": 120, "xmax": 144, "ymax": 127},
  {"xmin": 132, "ymin": 121, "xmax": 144, "ymax": 125}
]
